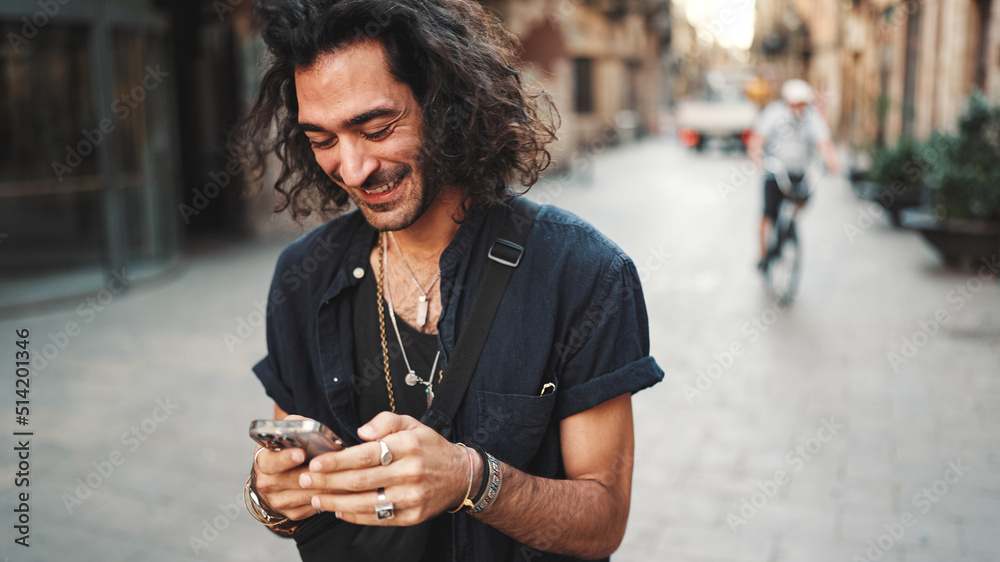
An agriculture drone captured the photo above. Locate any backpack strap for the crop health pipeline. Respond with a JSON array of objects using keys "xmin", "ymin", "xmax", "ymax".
[{"xmin": 421, "ymin": 197, "xmax": 541, "ymax": 434}]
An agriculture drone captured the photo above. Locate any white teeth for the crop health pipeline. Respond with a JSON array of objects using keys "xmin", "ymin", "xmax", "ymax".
[{"xmin": 363, "ymin": 179, "xmax": 398, "ymax": 195}]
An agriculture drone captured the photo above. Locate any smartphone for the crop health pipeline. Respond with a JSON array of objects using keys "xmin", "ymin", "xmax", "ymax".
[{"xmin": 249, "ymin": 419, "xmax": 346, "ymax": 461}]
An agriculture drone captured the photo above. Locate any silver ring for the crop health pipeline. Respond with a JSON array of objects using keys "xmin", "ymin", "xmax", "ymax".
[
  {"xmin": 377, "ymin": 439, "xmax": 392, "ymax": 466},
  {"xmin": 253, "ymin": 447, "xmax": 265, "ymax": 471},
  {"xmin": 375, "ymin": 487, "xmax": 394, "ymax": 520}
]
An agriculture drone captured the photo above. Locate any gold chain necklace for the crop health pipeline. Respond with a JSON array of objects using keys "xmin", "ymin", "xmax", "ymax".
[
  {"xmin": 375, "ymin": 233, "xmax": 397, "ymax": 413},
  {"xmin": 376, "ymin": 232, "xmax": 445, "ymax": 414}
]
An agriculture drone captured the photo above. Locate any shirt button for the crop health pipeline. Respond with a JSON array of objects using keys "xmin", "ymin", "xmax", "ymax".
[
  {"xmin": 333, "ymin": 377, "xmax": 339, "ymax": 383},
  {"xmin": 353, "ymin": 267, "xmax": 365, "ymax": 279}
]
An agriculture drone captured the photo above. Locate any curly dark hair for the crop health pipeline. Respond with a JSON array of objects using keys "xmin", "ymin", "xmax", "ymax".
[{"xmin": 231, "ymin": 0, "xmax": 559, "ymax": 221}]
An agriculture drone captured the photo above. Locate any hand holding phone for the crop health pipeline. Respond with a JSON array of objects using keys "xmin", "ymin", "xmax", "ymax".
[{"xmin": 249, "ymin": 419, "xmax": 345, "ymax": 462}]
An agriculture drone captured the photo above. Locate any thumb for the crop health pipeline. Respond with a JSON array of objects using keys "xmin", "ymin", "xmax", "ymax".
[
  {"xmin": 357, "ymin": 412, "xmax": 419, "ymax": 441},
  {"xmin": 255, "ymin": 445, "xmax": 306, "ymax": 474}
]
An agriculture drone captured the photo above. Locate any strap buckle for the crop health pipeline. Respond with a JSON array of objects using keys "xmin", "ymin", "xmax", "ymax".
[{"xmin": 488, "ymin": 239, "xmax": 524, "ymax": 268}]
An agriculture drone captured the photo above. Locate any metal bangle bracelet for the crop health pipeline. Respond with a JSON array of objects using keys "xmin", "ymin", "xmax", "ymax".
[
  {"xmin": 447, "ymin": 444, "xmax": 476, "ymax": 514},
  {"xmin": 244, "ymin": 472, "xmax": 298, "ymax": 537},
  {"xmin": 243, "ymin": 475, "xmax": 289, "ymax": 527}
]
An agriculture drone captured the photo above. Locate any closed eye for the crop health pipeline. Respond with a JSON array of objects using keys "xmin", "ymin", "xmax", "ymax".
[
  {"xmin": 305, "ymin": 124, "xmax": 392, "ymax": 148},
  {"xmin": 361, "ymin": 126, "xmax": 392, "ymax": 141},
  {"xmin": 307, "ymin": 136, "xmax": 336, "ymax": 149}
]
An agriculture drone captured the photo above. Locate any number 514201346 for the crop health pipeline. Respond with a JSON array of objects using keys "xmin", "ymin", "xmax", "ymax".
[{"xmin": 15, "ymin": 329, "xmax": 29, "ymax": 420}]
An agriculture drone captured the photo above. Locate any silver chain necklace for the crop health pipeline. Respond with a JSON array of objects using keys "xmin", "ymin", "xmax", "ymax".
[
  {"xmin": 388, "ymin": 231, "xmax": 441, "ymax": 329},
  {"xmin": 383, "ymin": 243, "xmax": 441, "ymax": 407}
]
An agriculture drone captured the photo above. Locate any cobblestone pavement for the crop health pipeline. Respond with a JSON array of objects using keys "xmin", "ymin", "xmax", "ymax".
[{"xmin": 0, "ymin": 138, "xmax": 997, "ymax": 561}]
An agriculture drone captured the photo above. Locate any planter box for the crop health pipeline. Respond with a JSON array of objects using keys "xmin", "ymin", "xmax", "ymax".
[
  {"xmin": 856, "ymin": 181, "xmax": 922, "ymax": 226},
  {"xmin": 848, "ymin": 168, "xmax": 868, "ymax": 195},
  {"xmin": 899, "ymin": 207, "xmax": 1000, "ymax": 267}
]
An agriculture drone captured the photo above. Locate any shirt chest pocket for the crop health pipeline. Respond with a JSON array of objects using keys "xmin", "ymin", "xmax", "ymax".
[{"xmin": 473, "ymin": 389, "xmax": 557, "ymax": 469}]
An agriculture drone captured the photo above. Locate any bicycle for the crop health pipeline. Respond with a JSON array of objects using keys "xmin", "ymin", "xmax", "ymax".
[{"xmin": 760, "ymin": 157, "xmax": 820, "ymax": 306}]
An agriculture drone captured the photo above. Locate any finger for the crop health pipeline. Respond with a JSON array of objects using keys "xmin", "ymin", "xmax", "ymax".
[
  {"xmin": 310, "ymin": 490, "xmax": 413, "ymax": 526},
  {"xmin": 307, "ymin": 441, "xmax": 388, "ymax": 473},
  {"xmin": 308, "ymin": 433, "xmax": 414, "ymax": 473},
  {"xmin": 256, "ymin": 491, "xmax": 317, "ymax": 521},
  {"xmin": 262, "ymin": 488, "xmax": 323, "ymax": 517},
  {"xmin": 285, "ymin": 504, "xmax": 323, "ymax": 521},
  {"xmin": 357, "ymin": 411, "xmax": 420, "ymax": 441},
  {"xmin": 255, "ymin": 463, "xmax": 308, "ymax": 494},
  {"xmin": 300, "ymin": 464, "xmax": 395, "ymax": 493},
  {"xmin": 255, "ymin": 446, "xmax": 306, "ymax": 475}
]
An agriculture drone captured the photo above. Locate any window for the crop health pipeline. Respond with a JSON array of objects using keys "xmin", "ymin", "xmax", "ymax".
[
  {"xmin": 0, "ymin": 6, "xmax": 179, "ymax": 311},
  {"xmin": 573, "ymin": 57, "xmax": 595, "ymax": 114}
]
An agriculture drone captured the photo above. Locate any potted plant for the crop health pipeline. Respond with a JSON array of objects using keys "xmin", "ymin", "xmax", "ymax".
[
  {"xmin": 846, "ymin": 148, "xmax": 871, "ymax": 196},
  {"xmin": 900, "ymin": 92, "xmax": 1000, "ymax": 266},
  {"xmin": 861, "ymin": 136, "xmax": 927, "ymax": 225}
]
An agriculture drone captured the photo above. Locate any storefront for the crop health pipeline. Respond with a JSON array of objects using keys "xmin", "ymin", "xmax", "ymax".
[{"xmin": 0, "ymin": 0, "xmax": 180, "ymax": 312}]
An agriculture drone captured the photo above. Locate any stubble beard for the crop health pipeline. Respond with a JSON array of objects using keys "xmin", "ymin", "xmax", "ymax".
[{"xmin": 346, "ymin": 160, "xmax": 443, "ymax": 233}]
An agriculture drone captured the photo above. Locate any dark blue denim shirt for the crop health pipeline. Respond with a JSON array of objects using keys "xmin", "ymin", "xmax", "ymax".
[{"xmin": 253, "ymin": 201, "xmax": 663, "ymax": 561}]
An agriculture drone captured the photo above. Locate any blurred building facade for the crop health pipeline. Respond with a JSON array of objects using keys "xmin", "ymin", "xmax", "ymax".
[
  {"xmin": 0, "ymin": 0, "xmax": 669, "ymax": 312},
  {"xmin": 480, "ymin": 0, "xmax": 670, "ymax": 154},
  {"xmin": 666, "ymin": 0, "xmax": 759, "ymax": 106},
  {"xmin": 753, "ymin": 0, "xmax": 1000, "ymax": 150},
  {"xmin": 0, "ymin": 0, "xmax": 181, "ymax": 312},
  {"xmin": 668, "ymin": 2, "xmax": 738, "ymax": 101}
]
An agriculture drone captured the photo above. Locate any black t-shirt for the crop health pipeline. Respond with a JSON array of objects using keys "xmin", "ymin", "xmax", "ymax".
[
  {"xmin": 354, "ymin": 261, "xmax": 441, "ymax": 423},
  {"xmin": 352, "ymin": 260, "xmax": 452, "ymax": 562}
]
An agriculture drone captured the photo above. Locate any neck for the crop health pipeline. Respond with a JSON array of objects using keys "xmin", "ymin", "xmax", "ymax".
[{"xmin": 391, "ymin": 186, "xmax": 464, "ymax": 266}]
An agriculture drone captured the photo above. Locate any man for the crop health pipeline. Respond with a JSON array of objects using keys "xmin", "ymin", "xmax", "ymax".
[
  {"xmin": 233, "ymin": 1, "xmax": 662, "ymax": 560},
  {"xmin": 748, "ymin": 79, "xmax": 839, "ymax": 270}
]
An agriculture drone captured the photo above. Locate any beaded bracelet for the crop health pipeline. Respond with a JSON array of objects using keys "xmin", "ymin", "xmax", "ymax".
[{"xmin": 469, "ymin": 451, "xmax": 501, "ymax": 514}]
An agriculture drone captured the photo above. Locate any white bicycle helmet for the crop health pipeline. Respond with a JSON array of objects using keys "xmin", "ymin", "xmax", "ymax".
[{"xmin": 781, "ymin": 79, "xmax": 814, "ymax": 105}]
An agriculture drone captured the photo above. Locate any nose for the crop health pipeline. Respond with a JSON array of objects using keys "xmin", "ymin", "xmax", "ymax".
[{"xmin": 322, "ymin": 137, "xmax": 378, "ymax": 188}]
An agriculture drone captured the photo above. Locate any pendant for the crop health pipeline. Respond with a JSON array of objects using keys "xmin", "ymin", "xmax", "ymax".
[
  {"xmin": 417, "ymin": 295, "xmax": 428, "ymax": 328},
  {"xmin": 405, "ymin": 371, "xmax": 418, "ymax": 386},
  {"xmin": 426, "ymin": 387, "xmax": 434, "ymax": 408}
]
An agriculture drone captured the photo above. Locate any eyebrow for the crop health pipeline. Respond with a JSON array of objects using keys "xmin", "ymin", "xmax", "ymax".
[
  {"xmin": 298, "ymin": 107, "xmax": 398, "ymax": 133},
  {"xmin": 347, "ymin": 108, "xmax": 396, "ymax": 127}
]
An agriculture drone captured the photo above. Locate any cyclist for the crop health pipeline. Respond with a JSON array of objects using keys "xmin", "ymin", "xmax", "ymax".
[{"xmin": 748, "ymin": 79, "xmax": 839, "ymax": 271}]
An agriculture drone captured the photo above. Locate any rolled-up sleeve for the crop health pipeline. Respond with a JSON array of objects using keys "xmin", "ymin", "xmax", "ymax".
[
  {"xmin": 555, "ymin": 254, "xmax": 663, "ymax": 420},
  {"xmin": 253, "ymin": 355, "xmax": 295, "ymax": 416}
]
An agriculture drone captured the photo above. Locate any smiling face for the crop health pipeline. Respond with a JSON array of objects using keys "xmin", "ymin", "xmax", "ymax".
[{"xmin": 295, "ymin": 40, "xmax": 437, "ymax": 231}]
